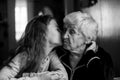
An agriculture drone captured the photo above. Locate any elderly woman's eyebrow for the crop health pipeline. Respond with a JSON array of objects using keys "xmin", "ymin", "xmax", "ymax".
[{"xmin": 70, "ymin": 25, "xmax": 77, "ymax": 30}]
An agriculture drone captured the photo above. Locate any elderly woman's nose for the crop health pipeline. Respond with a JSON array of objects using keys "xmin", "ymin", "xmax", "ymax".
[{"xmin": 63, "ymin": 32, "xmax": 69, "ymax": 39}]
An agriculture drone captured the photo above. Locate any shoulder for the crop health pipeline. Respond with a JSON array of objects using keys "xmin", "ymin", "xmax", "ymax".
[
  {"xmin": 87, "ymin": 56, "xmax": 101, "ymax": 68},
  {"xmin": 86, "ymin": 47, "xmax": 113, "ymax": 68},
  {"xmin": 84, "ymin": 50, "xmax": 101, "ymax": 67},
  {"xmin": 14, "ymin": 51, "xmax": 28, "ymax": 60},
  {"xmin": 9, "ymin": 51, "xmax": 28, "ymax": 68},
  {"xmin": 86, "ymin": 47, "xmax": 114, "ymax": 80},
  {"xmin": 97, "ymin": 47, "xmax": 111, "ymax": 58},
  {"xmin": 51, "ymin": 46, "xmax": 67, "ymax": 58},
  {"xmin": 97, "ymin": 47, "xmax": 113, "ymax": 66}
]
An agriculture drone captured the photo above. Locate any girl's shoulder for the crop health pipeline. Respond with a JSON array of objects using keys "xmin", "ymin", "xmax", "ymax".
[
  {"xmin": 10, "ymin": 51, "xmax": 28, "ymax": 67},
  {"xmin": 16, "ymin": 51, "xmax": 28, "ymax": 60}
]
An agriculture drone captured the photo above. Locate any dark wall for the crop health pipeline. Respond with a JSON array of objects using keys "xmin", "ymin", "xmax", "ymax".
[
  {"xmin": 33, "ymin": 0, "xmax": 65, "ymax": 31},
  {"xmin": 0, "ymin": 0, "xmax": 7, "ymax": 19},
  {"xmin": 0, "ymin": 0, "xmax": 9, "ymax": 65}
]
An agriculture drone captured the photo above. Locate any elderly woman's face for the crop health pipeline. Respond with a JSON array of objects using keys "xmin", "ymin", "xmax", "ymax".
[
  {"xmin": 47, "ymin": 19, "xmax": 61, "ymax": 46},
  {"xmin": 63, "ymin": 23, "xmax": 86, "ymax": 53}
]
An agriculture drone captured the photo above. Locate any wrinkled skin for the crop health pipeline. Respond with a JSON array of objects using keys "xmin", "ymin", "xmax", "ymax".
[{"xmin": 63, "ymin": 23, "xmax": 86, "ymax": 54}]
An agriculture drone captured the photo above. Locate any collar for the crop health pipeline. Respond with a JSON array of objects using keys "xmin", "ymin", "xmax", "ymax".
[
  {"xmin": 86, "ymin": 41, "xmax": 98, "ymax": 53},
  {"xmin": 60, "ymin": 49, "xmax": 86, "ymax": 69}
]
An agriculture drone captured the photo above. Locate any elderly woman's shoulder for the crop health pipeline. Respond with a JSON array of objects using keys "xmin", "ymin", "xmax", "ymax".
[
  {"xmin": 97, "ymin": 47, "xmax": 113, "ymax": 66},
  {"xmin": 50, "ymin": 46, "xmax": 66, "ymax": 58}
]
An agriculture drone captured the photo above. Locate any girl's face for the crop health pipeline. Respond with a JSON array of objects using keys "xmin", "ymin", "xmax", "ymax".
[{"xmin": 47, "ymin": 19, "xmax": 61, "ymax": 46}]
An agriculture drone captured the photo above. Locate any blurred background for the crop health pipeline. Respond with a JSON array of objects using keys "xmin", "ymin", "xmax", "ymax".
[{"xmin": 0, "ymin": 0, "xmax": 120, "ymax": 78}]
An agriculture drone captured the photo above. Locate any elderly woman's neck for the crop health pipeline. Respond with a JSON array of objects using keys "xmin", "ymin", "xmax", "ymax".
[{"xmin": 71, "ymin": 44, "xmax": 86, "ymax": 55}]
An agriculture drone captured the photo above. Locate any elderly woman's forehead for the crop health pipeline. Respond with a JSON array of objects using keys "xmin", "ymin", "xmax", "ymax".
[
  {"xmin": 64, "ymin": 21, "xmax": 81, "ymax": 30},
  {"xmin": 64, "ymin": 22, "xmax": 76, "ymax": 29}
]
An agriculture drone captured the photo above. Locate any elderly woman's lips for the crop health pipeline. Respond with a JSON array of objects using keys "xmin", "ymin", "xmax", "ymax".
[{"xmin": 63, "ymin": 40, "xmax": 69, "ymax": 45}]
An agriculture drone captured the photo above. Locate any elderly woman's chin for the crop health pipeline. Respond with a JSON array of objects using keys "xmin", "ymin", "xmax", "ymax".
[{"xmin": 63, "ymin": 43, "xmax": 71, "ymax": 50}]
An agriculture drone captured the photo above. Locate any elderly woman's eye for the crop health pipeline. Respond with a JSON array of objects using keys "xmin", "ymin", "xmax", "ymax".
[{"xmin": 69, "ymin": 29, "xmax": 75, "ymax": 34}]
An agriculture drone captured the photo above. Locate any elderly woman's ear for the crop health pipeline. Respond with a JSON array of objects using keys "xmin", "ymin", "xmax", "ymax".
[{"xmin": 85, "ymin": 40, "xmax": 91, "ymax": 44}]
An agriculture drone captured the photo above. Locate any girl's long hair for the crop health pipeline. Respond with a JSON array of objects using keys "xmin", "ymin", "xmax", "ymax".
[{"xmin": 16, "ymin": 15, "xmax": 54, "ymax": 74}]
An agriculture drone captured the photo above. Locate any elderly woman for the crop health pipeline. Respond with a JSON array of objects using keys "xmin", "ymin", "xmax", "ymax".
[
  {"xmin": 56, "ymin": 11, "xmax": 114, "ymax": 80},
  {"xmin": 0, "ymin": 15, "xmax": 68, "ymax": 80}
]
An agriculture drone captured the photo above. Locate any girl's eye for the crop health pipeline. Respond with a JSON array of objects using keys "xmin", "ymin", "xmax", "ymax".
[{"xmin": 69, "ymin": 29, "xmax": 75, "ymax": 34}]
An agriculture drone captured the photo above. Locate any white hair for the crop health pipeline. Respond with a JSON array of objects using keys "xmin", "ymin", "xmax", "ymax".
[{"xmin": 64, "ymin": 11, "xmax": 98, "ymax": 42}]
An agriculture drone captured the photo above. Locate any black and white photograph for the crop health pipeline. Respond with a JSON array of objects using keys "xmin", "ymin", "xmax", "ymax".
[{"xmin": 0, "ymin": 0, "xmax": 120, "ymax": 80}]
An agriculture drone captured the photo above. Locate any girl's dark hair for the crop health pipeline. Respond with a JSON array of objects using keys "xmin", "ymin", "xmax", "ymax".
[{"xmin": 16, "ymin": 15, "xmax": 54, "ymax": 74}]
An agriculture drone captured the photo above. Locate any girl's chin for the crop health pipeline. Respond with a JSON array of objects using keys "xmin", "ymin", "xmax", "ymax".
[{"xmin": 53, "ymin": 42, "xmax": 62, "ymax": 46}]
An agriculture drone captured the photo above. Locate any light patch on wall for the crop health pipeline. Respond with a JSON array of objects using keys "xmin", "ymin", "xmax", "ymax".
[
  {"xmin": 101, "ymin": 2, "xmax": 113, "ymax": 38},
  {"xmin": 101, "ymin": 0, "xmax": 120, "ymax": 38},
  {"xmin": 82, "ymin": 2, "xmax": 103, "ymax": 37},
  {"xmin": 15, "ymin": 0, "xmax": 28, "ymax": 41},
  {"xmin": 83, "ymin": 0, "xmax": 120, "ymax": 38}
]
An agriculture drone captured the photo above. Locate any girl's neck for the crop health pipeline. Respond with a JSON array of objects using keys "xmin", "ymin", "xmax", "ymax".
[{"xmin": 45, "ymin": 42, "xmax": 54, "ymax": 56}]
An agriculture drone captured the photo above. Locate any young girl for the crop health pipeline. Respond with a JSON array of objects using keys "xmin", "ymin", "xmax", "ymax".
[{"xmin": 0, "ymin": 15, "xmax": 68, "ymax": 80}]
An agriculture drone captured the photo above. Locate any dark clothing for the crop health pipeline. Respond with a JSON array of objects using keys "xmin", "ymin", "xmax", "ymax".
[{"xmin": 55, "ymin": 46, "xmax": 114, "ymax": 80}]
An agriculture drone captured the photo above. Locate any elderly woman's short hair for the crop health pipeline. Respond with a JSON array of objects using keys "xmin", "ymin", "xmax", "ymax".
[{"xmin": 63, "ymin": 11, "xmax": 98, "ymax": 41}]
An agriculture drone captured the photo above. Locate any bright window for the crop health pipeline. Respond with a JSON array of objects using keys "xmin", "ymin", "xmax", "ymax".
[{"xmin": 15, "ymin": 0, "xmax": 28, "ymax": 41}]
